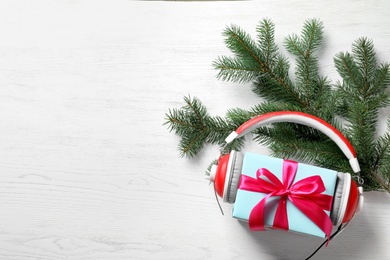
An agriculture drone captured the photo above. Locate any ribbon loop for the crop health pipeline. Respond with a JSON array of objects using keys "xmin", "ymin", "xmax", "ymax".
[{"xmin": 238, "ymin": 160, "xmax": 333, "ymax": 242}]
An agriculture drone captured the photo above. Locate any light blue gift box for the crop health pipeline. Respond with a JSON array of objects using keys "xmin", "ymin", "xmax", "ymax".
[{"xmin": 232, "ymin": 152, "xmax": 337, "ymax": 238}]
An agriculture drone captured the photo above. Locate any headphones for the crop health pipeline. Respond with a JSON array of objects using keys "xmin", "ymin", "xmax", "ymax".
[{"xmin": 209, "ymin": 111, "xmax": 364, "ymax": 228}]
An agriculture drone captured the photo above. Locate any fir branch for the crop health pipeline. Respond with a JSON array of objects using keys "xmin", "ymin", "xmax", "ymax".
[
  {"xmin": 214, "ymin": 20, "xmax": 305, "ymax": 108},
  {"xmin": 165, "ymin": 96, "xmax": 210, "ymax": 157},
  {"xmin": 284, "ymin": 19, "xmax": 323, "ymax": 109},
  {"xmin": 164, "ymin": 96, "xmax": 247, "ymax": 157},
  {"xmin": 334, "ymin": 52, "xmax": 363, "ymax": 91},
  {"xmin": 374, "ymin": 132, "xmax": 390, "ymax": 171},
  {"xmin": 370, "ymin": 119, "xmax": 390, "ymax": 192},
  {"xmin": 222, "ymin": 24, "xmax": 266, "ymax": 71},
  {"xmin": 372, "ymin": 63, "xmax": 390, "ymax": 97},
  {"xmin": 334, "ymin": 37, "xmax": 390, "ymax": 190},
  {"xmin": 301, "ymin": 18, "xmax": 324, "ymax": 54},
  {"xmin": 165, "ymin": 19, "xmax": 390, "ymax": 191},
  {"xmin": 352, "ymin": 37, "xmax": 377, "ymax": 89},
  {"xmin": 213, "ymin": 56, "xmax": 262, "ymax": 83},
  {"xmin": 256, "ymin": 19, "xmax": 278, "ymax": 68}
]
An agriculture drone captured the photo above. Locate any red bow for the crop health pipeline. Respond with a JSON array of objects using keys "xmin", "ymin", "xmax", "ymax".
[{"xmin": 239, "ymin": 159, "xmax": 333, "ymax": 241}]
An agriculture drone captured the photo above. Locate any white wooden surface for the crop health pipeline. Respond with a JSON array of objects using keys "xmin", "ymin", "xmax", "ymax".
[{"xmin": 1, "ymin": 0, "xmax": 390, "ymax": 259}]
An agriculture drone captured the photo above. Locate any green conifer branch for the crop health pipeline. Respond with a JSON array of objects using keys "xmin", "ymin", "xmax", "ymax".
[
  {"xmin": 283, "ymin": 19, "xmax": 324, "ymax": 111},
  {"xmin": 164, "ymin": 19, "xmax": 390, "ymax": 191},
  {"xmin": 333, "ymin": 37, "xmax": 390, "ymax": 190},
  {"xmin": 164, "ymin": 96, "xmax": 249, "ymax": 157},
  {"xmin": 256, "ymin": 19, "xmax": 278, "ymax": 68}
]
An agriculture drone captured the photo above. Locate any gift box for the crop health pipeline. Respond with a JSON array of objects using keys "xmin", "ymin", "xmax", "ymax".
[{"xmin": 232, "ymin": 152, "xmax": 337, "ymax": 239}]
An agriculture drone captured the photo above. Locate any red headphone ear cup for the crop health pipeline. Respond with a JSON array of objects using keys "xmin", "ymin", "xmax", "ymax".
[
  {"xmin": 225, "ymin": 151, "xmax": 243, "ymax": 204},
  {"xmin": 342, "ymin": 179, "xmax": 359, "ymax": 224},
  {"xmin": 331, "ymin": 173, "xmax": 350, "ymax": 226},
  {"xmin": 214, "ymin": 153, "xmax": 230, "ymax": 198},
  {"xmin": 331, "ymin": 173, "xmax": 360, "ymax": 226}
]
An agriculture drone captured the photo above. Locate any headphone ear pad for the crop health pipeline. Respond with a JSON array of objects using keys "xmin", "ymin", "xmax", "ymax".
[
  {"xmin": 226, "ymin": 151, "xmax": 244, "ymax": 204},
  {"xmin": 330, "ymin": 172, "xmax": 350, "ymax": 226}
]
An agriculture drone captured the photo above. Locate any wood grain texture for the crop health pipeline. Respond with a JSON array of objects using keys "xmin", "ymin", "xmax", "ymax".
[{"xmin": 0, "ymin": 0, "xmax": 390, "ymax": 259}]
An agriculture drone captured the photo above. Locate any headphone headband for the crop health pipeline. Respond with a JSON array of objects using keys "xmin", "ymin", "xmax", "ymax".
[{"xmin": 224, "ymin": 111, "xmax": 360, "ymax": 174}]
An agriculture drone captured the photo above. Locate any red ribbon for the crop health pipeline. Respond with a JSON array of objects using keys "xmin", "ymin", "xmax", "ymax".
[{"xmin": 239, "ymin": 159, "xmax": 333, "ymax": 242}]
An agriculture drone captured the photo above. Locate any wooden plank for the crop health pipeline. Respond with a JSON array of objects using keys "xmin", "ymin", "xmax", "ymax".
[{"xmin": 0, "ymin": 0, "xmax": 389, "ymax": 259}]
